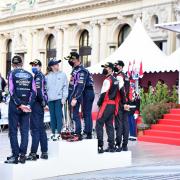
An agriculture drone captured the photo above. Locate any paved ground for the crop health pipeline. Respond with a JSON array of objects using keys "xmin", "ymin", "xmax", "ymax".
[
  {"xmin": 1, "ymin": 130, "xmax": 180, "ymax": 180},
  {"xmin": 43, "ymin": 140, "xmax": 180, "ymax": 180}
]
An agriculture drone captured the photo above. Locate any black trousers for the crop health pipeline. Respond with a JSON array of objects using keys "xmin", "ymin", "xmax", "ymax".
[
  {"xmin": 96, "ymin": 104, "xmax": 115, "ymax": 148},
  {"xmin": 115, "ymin": 110, "xmax": 129, "ymax": 147}
]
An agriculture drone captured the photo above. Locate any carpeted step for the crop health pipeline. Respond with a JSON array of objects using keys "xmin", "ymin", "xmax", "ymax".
[
  {"xmin": 170, "ymin": 109, "xmax": 180, "ymax": 114},
  {"xmin": 163, "ymin": 114, "xmax": 180, "ymax": 120},
  {"xmin": 151, "ymin": 124, "xmax": 180, "ymax": 132},
  {"xmin": 138, "ymin": 135, "xmax": 180, "ymax": 146},
  {"xmin": 144, "ymin": 130, "xmax": 180, "ymax": 139},
  {"xmin": 138, "ymin": 108, "xmax": 180, "ymax": 146},
  {"xmin": 158, "ymin": 119, "xmax": 180, "ymax": 126}
]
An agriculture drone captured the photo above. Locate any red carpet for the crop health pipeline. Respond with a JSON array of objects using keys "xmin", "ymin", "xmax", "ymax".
[{"xmin": 138, "ymin": 109, "xmax": 180, "ymax": 146}]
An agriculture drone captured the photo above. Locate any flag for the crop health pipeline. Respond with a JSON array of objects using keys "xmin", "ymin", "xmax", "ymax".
[
  {"xmin": 131, "ymin": 60, "xmax": 136, "ymax": 77},
  {"xmin": 139, "ymin": 61, "xmax": 144, "ymax": 78},
  {"xmin": 129, "ymin": 79, "xmax": 135, "ymax": 101},
  {"xmin": 127, "ymin": 61, "xmax": 131, "ymax": 77}
]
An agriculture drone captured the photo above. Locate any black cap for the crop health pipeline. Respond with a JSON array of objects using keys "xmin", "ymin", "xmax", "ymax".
[
  {"xmin": 64, "ymin": 52, "xmax": 79, "ymax": 61},
  {"xmin": 48, "ymin": 59, "xmax": 61, "ymax": 67},
  {"xmin": 29, "ymin": 59, "xmax": 42, "ymax": 66},
  {"xmin": 115, "ymin": 60, "xmax": 125, "ymax": 67},
  {"xmin": 12, "ymin": 56, "xmax": 22, "ymax": 64},
  {"xmin": 101, "ymin": 62, "xmax": 114, "ymax": 70}
]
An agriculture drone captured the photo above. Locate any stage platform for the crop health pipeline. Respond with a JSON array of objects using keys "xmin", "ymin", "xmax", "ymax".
[{"xmin": 0, "ymin": 139, "xmax": 132, "ymax": 180}]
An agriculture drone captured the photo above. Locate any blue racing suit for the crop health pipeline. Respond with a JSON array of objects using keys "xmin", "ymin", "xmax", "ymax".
[
  {"xmin": 68, "ymin": 65, "xmax": 94, "ymax": 135},
  {"xmin": 8, "ymin": 68, "xmax": 36, "ymax": 157},
  {"xmin": 30, "ymin": 71, "xmax": 48, "ymax": 154}
]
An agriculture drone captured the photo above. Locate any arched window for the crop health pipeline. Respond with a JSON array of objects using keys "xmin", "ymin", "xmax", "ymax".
[
  {"xmin": 152, "ymin": 15, "xmax": 159, "ymax": 26},
  {"xmin": 118, "ymin": 24, "xmax": 131, "ymax": 47},
  {"xmin": 46, "ymin": 34, "xmax": 56, "ymax": 62},
  {"xmin": 6, "ymin": 39, "xmax": 12, "ymax": 77},
  {"xmin": 79, "ymin": 30, "xmax": 92, "ymax": 67}
]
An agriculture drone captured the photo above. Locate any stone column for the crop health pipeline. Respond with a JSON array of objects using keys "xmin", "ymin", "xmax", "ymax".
[
  {"xmin": 62, "ymin": 25, "xmax": 71, "ymax": 77},
  {"xmin": 0, "ymin": 35, "xmax": 6, "ymax": 78},
  {"xmin": 99, "ymin": 19, "xmax": 108, "ymax": 62},
  {"xmin": 32, "ymin": 29, "xmax": 39, "ymax": 61},
  {"xmin": 39, "ymin": 51, "xmax": 46, "ymax": 73},
  {"xmin": 24, "ymin": 30, "xmax": 33, "ymax": 72},
  {"xmin": 0, "ymin": 52, "xmax": 7, "ymax": 78},
  {"xmin": 90, "ymin": 20, "xmax": 100, "ymax": 65},
  {"xmin": 55, "ymin": 26, "xmax": 63, "ymax": 61},
  {"xmin": 11, "ymin": 32, "xmax": 16, "ymax": 58},
  {"xmin": 167, "ymin": 6, "xmax": 176, "ymax": 55}
]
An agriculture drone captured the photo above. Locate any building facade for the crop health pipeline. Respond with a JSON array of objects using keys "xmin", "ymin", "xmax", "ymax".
[{"xmin": 0, "ymin": 0, "xmax": 179, "ymax": 78}]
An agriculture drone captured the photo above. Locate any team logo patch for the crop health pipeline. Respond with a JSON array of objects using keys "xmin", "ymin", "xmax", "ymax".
[
  {"xmin": 114, "ymin": 81, "xmax": 119, "ymax": 85},
  {"xmin": 15, "ymin": 73, "xmax": 31, "ymax": 79},
  {"xmin": 80, "ymin": 73, "xmax": 84, "ymax": 76}
]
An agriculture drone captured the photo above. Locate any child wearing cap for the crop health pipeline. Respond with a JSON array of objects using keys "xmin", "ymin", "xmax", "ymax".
[{"xmin": 46, "ymin": 59, "xmax": 68, "ymax": 141}]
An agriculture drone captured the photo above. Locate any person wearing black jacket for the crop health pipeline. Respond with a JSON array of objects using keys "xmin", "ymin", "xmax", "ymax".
[
  {"xmin": 128, "ymin": 93, "xmax": 140, "ymax": 141},
  {"xmin": 114, "ymin": 60, "xmax": 130, "ymax": 152},
  {"xmin": 96, "ymin": 62, "xmax": 118, "ymax": 153}
]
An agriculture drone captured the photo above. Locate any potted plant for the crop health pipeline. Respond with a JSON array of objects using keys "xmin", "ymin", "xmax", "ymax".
[{"xmin": 137, "ymin": 123, "xmax": 150, "ymax": 136}]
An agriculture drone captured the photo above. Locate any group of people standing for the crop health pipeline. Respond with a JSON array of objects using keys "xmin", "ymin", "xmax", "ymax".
[
  {"xmin": 4, "ymin": 51, "xmax": 95, "ymax": 164},
  {"xmin": 46, "ymin": 51, "xmax": 95, "ymax": 142},
  {"xmin": 5, "ymin": 56, "xmax": 49, "ymax": 164},
  {"xmin": 4, "ymin": 51, "xmax": 138, "ymax": 164},
  {"xmin": 96, "ymin": 61, "xmax": 139, "ymax": 153}
]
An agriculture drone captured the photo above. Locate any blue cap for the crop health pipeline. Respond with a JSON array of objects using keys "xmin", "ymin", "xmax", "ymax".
[{"xmin": 48, "ymin": 59, "xmax": 61, "ymax": 67}]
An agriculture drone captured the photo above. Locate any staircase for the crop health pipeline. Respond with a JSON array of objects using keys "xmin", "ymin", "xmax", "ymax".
[{"xmin": 138, "ymin": 109, "xmax": 180, "ymax": 146}]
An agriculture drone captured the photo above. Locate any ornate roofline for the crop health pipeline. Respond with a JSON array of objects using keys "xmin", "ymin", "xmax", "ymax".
[
  {"xmin": 0, "ymin": 0, "xmax": 125, "ymax": 23},
  {"xmin": 0, "ymin": 0, "xmax": 175, "ymax": 24}
]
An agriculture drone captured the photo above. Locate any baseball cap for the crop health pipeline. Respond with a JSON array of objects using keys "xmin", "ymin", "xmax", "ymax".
[
  {"xmin": 101, "ymin": 62, "xmax": 114, "ymax": 70},
  {"xmin": 48, "ymin": 59, "xmax": 61, "ymax": 67},
  {"xmin": 29, "ymin": 59, "xmax": 42, "ymax": 66},
  {"xmin": 64, "ymin": 52, "xmax": 79, "ymax": 61},
  {"xmin": 12, "ymin": 56, "xmax": 22, "ymax": 64},
  {"xmin": 114, "ymin": 60, "xmax": 125, "ymax": 67}
]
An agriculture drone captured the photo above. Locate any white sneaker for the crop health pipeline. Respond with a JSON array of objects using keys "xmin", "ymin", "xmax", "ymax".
[
  {"xmin": 53, "ymin": 134, "xmax": 61, "ymax": 141},
  {"xmin": 48, "ymin": 134, "xmax": 55, "ymax": 141}
]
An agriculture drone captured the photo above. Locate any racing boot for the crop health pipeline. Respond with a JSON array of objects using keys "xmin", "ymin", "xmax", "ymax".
[
  {"xmin": 122, "ymin": 145, "xmax": 128, "ymax": 151},
  {"xmin": 19, "ymin": 154, "xmax": 26, "ymax": 164},
  {"xmin": 41, "ymin": 152, "xmax": 48, "ymax": 160},
  {"xmin": 105, "ymin": 146, "xmax": 115, "ymax": 153},
  {"xmin": 98, "ymin": 146, "xmax": 104, "ymax": 154},
  {"xmin": 26, "ymin": 153, "xmax": 39, "ymax": 161},
  {"xmin": 4, "ymin": 156, "xmax": 18, "ymax": 164},
  {"xmin": 115, "ymin": 144, "xmax": 122, "ymax": 152}
]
